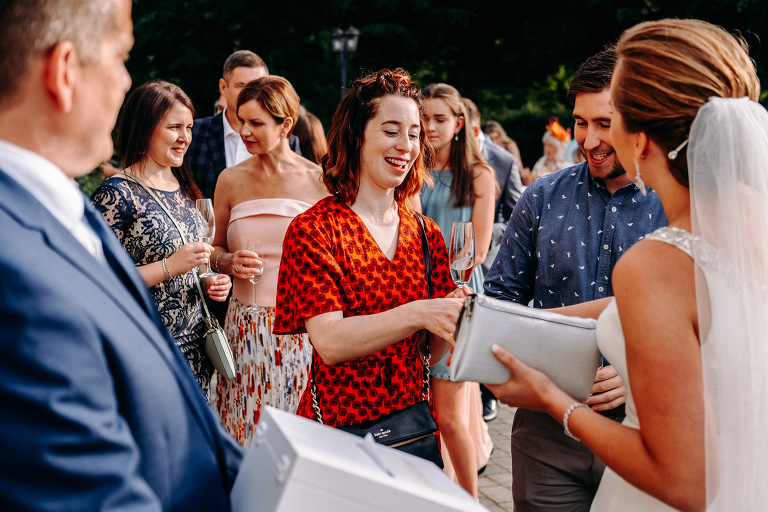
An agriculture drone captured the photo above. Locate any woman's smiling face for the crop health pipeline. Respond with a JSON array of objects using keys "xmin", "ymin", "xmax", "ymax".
[
  {"xmin": 358, "ymin": 95, "xmax": 422, "ymax": 193},
  {"xmin": 147, "ymin": 102, "xmax": 193, "ymax": 169}
]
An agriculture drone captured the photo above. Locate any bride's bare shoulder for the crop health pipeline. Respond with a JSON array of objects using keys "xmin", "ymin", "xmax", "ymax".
[{"xmin": 613, "ymin": 237, "xmax": 696, "ymax": 318}]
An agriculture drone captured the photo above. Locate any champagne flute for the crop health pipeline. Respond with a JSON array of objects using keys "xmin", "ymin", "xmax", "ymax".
[
  {"xmin": 244, "ymin": 240, "xmax": 263, "ymax": 313},
  {"xmin": 195, "ymin": 198, "xmax": 217, "ymax": 277},
  {"xmin": 449, "ymin": 221, "xmax": 475, "ymax": 289}
]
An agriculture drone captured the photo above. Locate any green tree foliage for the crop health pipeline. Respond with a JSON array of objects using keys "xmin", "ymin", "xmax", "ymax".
[{"xmin": 119, "ymin": 0, "xmax": 766, "ymax": 170}]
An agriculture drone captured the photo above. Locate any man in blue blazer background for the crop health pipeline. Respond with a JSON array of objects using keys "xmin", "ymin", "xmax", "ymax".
[
  {"xmin": 463, "ymin": 97, "xmax": 526, "ymax": 422},
  {"xmin": 0, "ymin": 1, "xmax": 244, "ymax": 510}
]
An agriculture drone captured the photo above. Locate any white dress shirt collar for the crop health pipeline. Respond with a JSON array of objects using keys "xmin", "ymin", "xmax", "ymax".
[
  {"xmin": 478, "ymin": 131, "xmax": 488, "ymax": 153},
  {"xmin": 222, "ymin": 108, "xmax": 251, "ymax": 168},
  {"xmin": 0, "ymin": 139, "xmax": 105, "ymax": 261}
]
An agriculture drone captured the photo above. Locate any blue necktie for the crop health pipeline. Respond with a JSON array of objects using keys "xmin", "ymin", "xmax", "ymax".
[{"xmin": 82, "ymin": 203, "xmax": 157, "ymax": 318}]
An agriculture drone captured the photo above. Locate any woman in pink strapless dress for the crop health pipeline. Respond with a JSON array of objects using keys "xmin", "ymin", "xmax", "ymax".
[{"xmin": 209, "ymin": 76, "xmax": 328, "ymax": 447}]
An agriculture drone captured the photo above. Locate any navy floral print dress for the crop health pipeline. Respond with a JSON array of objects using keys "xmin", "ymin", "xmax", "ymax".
[{"xmin": 92, "ymin": 176, "xmax": 213, "ymax": 395}]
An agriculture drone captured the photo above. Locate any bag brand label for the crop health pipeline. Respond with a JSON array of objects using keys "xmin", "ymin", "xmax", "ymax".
[{"xmin": 373, "ymin": 429, "xmax": 391, "ymax": 439}]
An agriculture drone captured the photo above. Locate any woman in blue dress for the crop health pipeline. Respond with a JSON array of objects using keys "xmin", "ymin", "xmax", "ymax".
[
  {"xmin": 92, "ymin": 81, "xmax": 232, "ymax": 397},
  {"xmin": 420, "ymin": 82, "xmax": 497, "ymax": 498}
]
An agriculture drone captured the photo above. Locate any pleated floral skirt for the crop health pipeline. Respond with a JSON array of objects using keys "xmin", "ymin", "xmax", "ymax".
[{"xmin": 214, "ymin": 297, "xmax": 311, "ymax": 447}]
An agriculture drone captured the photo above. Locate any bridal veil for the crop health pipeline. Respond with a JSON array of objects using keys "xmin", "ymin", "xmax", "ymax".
[{"xmin": 688, "ymin": 96, "xmax": 768, "ymax": 509}]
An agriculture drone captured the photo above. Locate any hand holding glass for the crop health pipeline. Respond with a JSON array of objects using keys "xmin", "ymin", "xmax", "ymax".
[
  {"xmin": 449, "ymin": 221, "xmax": 475, "ymax": 289},
  {"xmin": 195, "ymin": 198, "xmax": 217, "ymax": 277},
  {"xmin": 245, "ymin": 240, "xmax": 263, "ymax": 313}
]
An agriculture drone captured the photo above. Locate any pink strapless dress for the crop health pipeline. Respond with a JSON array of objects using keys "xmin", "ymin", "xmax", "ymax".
[{"xmin": 214, "ymin": 198, "xmax": 313, "ymax": 448}]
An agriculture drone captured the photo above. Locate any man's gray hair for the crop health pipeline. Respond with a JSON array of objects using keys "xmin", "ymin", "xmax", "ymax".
[{"xmin": 0, "ymin": 0, "xmax": 118, "ymax": 102}]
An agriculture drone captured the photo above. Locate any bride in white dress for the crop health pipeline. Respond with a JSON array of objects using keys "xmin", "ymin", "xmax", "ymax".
[{"xmin": 486, "ymin": 19, "xmax": 768, "ymax": 511}]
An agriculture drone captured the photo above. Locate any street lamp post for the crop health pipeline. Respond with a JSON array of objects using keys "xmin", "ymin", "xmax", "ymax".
[{"xmin": 331, "ymin": 26, "xmax": 360, "ymax": 98}]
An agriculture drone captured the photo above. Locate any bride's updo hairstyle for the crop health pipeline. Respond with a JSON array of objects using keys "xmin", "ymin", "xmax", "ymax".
[{"xmin": 612, "ymin": 19, "xmax": 759, "ymax": 188}]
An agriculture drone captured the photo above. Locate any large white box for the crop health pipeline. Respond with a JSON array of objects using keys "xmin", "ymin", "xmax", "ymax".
[{"xmin": 231, "ymin": 407, "xmax": 488, "ymax": 512}]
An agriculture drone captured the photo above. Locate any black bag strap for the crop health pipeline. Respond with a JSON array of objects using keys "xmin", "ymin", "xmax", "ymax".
[
  {"xmin": 414, "ymin": 212, "xmax": 432, "ymax": 299},
  {"xmin": 413, "ymin": 212, "xmax": 432, "ymax": 401}
]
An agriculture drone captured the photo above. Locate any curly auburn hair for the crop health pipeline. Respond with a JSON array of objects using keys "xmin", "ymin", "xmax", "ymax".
[{"xmin": 322, "ymin": 68, "xmax": 432, "ymax": 207}]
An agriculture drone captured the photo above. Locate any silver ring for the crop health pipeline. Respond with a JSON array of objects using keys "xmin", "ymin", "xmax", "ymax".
[{"xmin": 234, "ymin": 265, "xmax": 239, "ymax": 274}]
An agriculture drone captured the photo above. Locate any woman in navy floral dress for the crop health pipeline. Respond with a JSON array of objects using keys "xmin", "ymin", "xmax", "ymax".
[{"xmin": 92, "ymin": 81, "xmax": 231, "ymax": 396}]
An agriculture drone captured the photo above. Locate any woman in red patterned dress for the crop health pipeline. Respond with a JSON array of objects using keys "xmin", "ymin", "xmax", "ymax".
[{"xmin": 274, "ymin": 69, "xmax": 469, "ymax": 450}]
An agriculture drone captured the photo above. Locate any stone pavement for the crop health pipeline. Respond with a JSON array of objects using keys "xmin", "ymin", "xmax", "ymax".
[{"xmin": 478, "ymin": 404, "xmax": 516, "ymax": 511}]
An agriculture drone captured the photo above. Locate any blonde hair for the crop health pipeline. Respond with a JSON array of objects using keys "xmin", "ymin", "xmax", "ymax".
[
  {"xmin": 236, "ymin": 75, "xmax": 300, "ymax": 137},
  {"xmin": 424, "ymin": 83, "xmax": 490, "ymax": 208},
  {"xmin": 613, "ymin": 18, "xmax": 759, "ymax": 187}
]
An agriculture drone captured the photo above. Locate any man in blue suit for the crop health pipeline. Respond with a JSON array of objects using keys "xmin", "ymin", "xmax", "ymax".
[
  {"xmin": 0, "ymin": 1, "xmax": 244, "ymax": 510},
  {"xmin": 186, "ymin": 50, "xmax": 301, "ymax": 201}
]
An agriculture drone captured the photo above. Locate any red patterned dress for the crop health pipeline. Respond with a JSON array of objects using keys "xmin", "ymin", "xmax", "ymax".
[{"xmin": 274, "ymin": 196, "xmax": 453, "ymax": 427}]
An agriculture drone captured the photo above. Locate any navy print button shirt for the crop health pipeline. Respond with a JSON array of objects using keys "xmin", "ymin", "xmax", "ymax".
[{"xmin": 484, "ymin": 162, "xmax": 667, "ymax": 308}]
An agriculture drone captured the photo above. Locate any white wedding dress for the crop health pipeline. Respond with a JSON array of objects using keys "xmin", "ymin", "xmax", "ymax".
[
  {"xmin": 591, "ymin": 223, "xmax": 766, "ymax": 511},
  {"xmin": 590, "ymin": 227, "xmax": 699, "ymax": 511},
  {"xmin": 589, "ymin": 98, "xmax": 768, "ymax": 511}
]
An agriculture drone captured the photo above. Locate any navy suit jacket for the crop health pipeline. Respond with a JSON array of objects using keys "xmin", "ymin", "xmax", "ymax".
[
  {"xmin": 187, "ymin": 112, "xmax": 227, "ymax": 200},
  {"xmin": 0, "ymin": 168, "xmax": 243, "ymax": 511},
  {"xmin": 186, "ymin": 112, "xmax": 302, "ymax": 200},
  {"xmin": 483, "ymin": 138, "xmax": 523, "ymax": 224}
]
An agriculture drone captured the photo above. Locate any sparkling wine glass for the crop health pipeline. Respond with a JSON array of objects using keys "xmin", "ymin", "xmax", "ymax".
[
  {"xmin": 195, "ymin": 198, "xmax": 217, "ymax": 277},
  {"xmin": 449, "ymin": 221, "xmax": 475, "ymax": 289},
  {"xmin": 245, "ymin": 240, "xmax": 263, "ymax": 313}
]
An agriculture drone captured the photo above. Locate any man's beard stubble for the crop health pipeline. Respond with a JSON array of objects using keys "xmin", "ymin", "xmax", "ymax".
[
  {"xmin": 603, "ymin": 161, "xmax": 626, "ymax": 181},
  {"xmin": 580, "ymin": 146, "xmax": 626, "ymax": 181}
]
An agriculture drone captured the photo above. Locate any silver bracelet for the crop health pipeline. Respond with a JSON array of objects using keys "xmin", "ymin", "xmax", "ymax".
[
  {"xmin": 563, "ymin": 402, "xmax": 589, "ymax": 442},
  {"xmin": 214, "ymin": 251, "xmax": 223, "ymax": 273},
  {"xmin": 162, "ymin": 257, "xmax": 172, "ymax": 280}
]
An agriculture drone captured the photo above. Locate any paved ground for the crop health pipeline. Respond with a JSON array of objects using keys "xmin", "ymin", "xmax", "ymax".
[{"xmin": 478, "ymin": 404, "xmax": 516, "ymax": 511}]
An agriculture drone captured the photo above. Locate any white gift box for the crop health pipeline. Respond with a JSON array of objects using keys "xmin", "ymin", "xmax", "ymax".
[{"xmin": 231, "ymin": 407, "xmax": 488, "ymax": 512}]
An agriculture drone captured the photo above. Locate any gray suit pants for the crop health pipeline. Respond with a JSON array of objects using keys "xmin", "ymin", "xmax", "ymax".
[{"xmin": 511, "ymin": 410, "xmax": 606, "ymax": 512}]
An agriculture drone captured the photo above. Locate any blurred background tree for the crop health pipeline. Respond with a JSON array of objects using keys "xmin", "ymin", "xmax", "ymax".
[{"xmin": 77, "ymin": 0, "xmax": 767, "ymax": 194}]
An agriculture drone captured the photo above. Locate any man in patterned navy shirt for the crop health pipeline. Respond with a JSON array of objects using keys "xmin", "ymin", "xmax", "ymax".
[{"xmin": 483, "ymin": 49, "xmax": 667, "ymax": 511}]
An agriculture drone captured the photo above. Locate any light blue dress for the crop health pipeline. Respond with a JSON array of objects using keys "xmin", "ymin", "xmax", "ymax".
[{"xmin": 420, "ymin": 169, "xmax": 484, "ymax": 379}]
